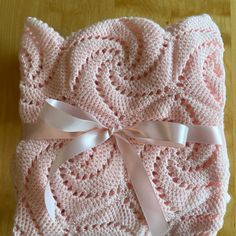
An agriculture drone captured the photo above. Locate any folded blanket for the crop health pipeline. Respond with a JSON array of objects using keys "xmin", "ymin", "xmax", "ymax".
[{"xmin": 13, "ymin": 14, "xmax": 231, "ymax": 235}]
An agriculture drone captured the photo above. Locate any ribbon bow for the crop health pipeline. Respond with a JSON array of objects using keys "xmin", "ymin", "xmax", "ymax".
[{"xmin": 22, "ymin": 98, "xmax": 224, "ymax": 236}]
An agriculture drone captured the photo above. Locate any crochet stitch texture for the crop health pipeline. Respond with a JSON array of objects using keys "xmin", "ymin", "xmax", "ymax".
[{"xmin": 13, "ymin": 14, "xmax": 231, "ymax": 235}]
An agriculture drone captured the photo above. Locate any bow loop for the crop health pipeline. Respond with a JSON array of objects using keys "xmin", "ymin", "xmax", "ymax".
[
  {"xmin": 123, "ymin": 121, "xmax": 189, "ymax": 147},
  {"xmin": 40, "ymin": 99, "xmax": 104, "ymax": 132}
]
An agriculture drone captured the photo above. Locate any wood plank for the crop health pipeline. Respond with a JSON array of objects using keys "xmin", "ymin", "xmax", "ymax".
[{"xmin": 0, "ymin": 0, "xmax": 234, "ymax": 235}]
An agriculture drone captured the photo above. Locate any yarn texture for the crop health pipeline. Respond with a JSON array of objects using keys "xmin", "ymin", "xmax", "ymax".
[{"xmin": 13, "ymin": 14, "xmax": 231, "ymax": 235}]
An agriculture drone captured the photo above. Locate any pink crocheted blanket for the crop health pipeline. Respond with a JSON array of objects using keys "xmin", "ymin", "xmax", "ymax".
[{"xmin": 13, "ymin": 14, "xmax": 231, "ymax": 235}]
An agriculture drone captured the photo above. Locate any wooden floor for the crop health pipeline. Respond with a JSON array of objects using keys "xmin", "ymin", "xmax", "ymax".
[{"xmin": 0, "ymin": 0, "xmax": 235, "ymax": 235}]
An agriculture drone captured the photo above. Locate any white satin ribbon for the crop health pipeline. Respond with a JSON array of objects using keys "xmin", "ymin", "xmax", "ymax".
[{"xmin": 22, "ymin": 98, "xmax": 224, "ymax": 236}]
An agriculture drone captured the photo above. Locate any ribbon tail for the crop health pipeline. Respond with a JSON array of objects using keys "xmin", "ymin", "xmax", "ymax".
[
  {"xmin": 114, "ymin": 134, "xmax": 169, "ymax": 236},
  {"xmin": 44, "ymin": 128, "xmax": 111, "ymax": 221},
  {"xmin": 45, "ymin": 183, "xmax": 56, "ymax": 222}
]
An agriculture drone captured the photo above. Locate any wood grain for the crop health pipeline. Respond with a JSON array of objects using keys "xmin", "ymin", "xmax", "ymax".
[{"xmin": 0, "ymin": 0, "xmax": 234, "ymax": 235}]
